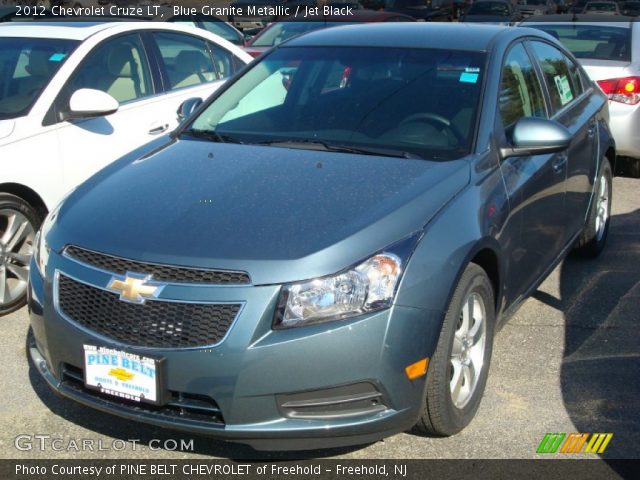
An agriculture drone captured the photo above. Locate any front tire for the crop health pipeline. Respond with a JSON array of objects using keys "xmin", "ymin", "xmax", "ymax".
[
  {"xmin": 415, "ymin": 263, "xmax": 495, "ymax": 436},
  {"xmin": 0, "ymin": 194, "xmax": 40, "ymax": 316},
  {"xmin": 573, "ymin": 157, "xmax": 612, "ymax": 258}
]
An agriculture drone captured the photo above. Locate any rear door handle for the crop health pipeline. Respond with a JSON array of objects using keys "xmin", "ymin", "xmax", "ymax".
[
  {"xmin": 587, "ymin": 120, "xmax": 597, "ymax": 138},
  {"xmin": 552, "ymin": 153, "xmax": 568, "ymax": 173},
  {"xmin": 149, "ymin": 122, "xmax": 169, "ymax": 135}
]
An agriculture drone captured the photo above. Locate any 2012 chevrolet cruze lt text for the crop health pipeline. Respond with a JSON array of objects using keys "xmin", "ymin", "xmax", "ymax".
[{"xmin": 28, "ymin": 23, "xmax": 614, "ymax": 450}]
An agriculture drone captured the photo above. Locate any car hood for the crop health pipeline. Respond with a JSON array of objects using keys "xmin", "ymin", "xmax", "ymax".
[{"xmin": 52, "ymin": 138, "xmax": 470, "ymax": 285}]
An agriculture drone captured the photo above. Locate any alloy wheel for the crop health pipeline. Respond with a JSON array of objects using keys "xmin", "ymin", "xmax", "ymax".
[
  {"xmin": 595, "ymin": 173, "xmax": 609, "ymax": 242},
  {"xmin": 450, "ymin": 292, "xmax": 487, "ymax": 409},
  {"xmin": 0, "ymin": 209, "xmax": 35, "ymax": 307}
]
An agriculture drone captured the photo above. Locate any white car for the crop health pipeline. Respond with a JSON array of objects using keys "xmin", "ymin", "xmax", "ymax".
[
  {"xmin": 0, "ymin": 22, "xmax": 252, "ymax": 314},
  {"xmin": 523, "ymin": 19, "xmax": 640, "ymax": 176}
]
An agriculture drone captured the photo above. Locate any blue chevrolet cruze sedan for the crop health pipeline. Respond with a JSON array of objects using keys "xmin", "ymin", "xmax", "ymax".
[{"xmin": 28, "ymin": 23, "xmax": 614, "ymax": 450}]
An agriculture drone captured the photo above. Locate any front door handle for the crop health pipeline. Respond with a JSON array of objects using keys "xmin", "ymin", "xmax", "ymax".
[
  {"xmin": 552, "ymin": 153, "xmax": 568, "ymax": 173},
  {"xmin": 149, "ymin": 123, "xmax": 169, "ymax": 135}
]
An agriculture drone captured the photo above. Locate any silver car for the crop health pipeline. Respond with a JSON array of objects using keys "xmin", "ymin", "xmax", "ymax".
[{"xmin": 524, "ymin": 18, "xmax": 640, "ymax": 176}]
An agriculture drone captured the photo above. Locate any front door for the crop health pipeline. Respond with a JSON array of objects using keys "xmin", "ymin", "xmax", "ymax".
[{"xmin": 497, "ymin": 42, "xmax": 568, "ymax": 306}]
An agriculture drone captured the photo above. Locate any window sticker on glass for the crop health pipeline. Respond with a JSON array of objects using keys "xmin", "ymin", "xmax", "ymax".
[
  {"xmin": 554, "ymin": 75, "xmax": 573, "ymax": 106},
  {"xmin": 460, "ymin": 72, "xmax": 479, "ymax": 83},
  {"xmin": 49, "ymin": 53, "xmax": 67, "ymax": 62}
]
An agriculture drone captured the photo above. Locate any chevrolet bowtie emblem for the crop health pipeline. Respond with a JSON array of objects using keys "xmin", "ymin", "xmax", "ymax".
[
  {"xmin": 108, "ymin": 367, "xmax": 135, "ymax": 382},
  {"xmin": 107, "ymin": 272, "xmax": 163, "ymax": 304}
]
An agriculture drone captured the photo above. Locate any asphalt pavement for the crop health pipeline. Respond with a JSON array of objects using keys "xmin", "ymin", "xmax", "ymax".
[{"xmin": 1, "ymin": 177, "xmax": 638, "ymax": 461}]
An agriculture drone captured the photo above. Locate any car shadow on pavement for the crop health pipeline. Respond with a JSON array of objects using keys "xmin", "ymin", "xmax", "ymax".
[
  {"xmin": 534, "ymin": 207, "xmax": 640, "ymax": 462},
  {"xmin": 25, "ymin": 334, "xmax": 368, "ymax": 460}
]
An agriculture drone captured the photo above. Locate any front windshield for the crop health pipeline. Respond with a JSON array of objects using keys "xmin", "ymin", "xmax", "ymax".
[
  {"xmin": 188, "ymin": 46, "xmax": 485, "ymax": 160},
  {"xmin": 468, "ymin": 2, "xmax": 510, "ymax": 15},
  {"xmin": 0, "ymin": 37, "xmax": 78, "ymax": 120},
  {"xmin": 252, "ymin": 22, "xmax": 336, "ymax": 47}
]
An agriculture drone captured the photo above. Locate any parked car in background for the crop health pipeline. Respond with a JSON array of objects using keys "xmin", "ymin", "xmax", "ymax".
[
  {"xmin": 380, "ymin": 0, "xmax": 456, "ymax": 21},
  {"xmin": 0, "ymin": 22, "xmax": 251, "ymax": 314},
  {"xmin": 28, "ymin": 23, "xmax": 613, "ymax": 450},
  {"xmin": 460, "ymin": 0, "xmax": 522, "ymax": 23},
  {"xmin": 229, "ymin": 0, "xmax": 284, "ymax": 31},
  {"xmin": 582, "ymin": 0, "xmax": 621, "ymax": 13},
  {"xmin": 620, "ymin": 0, "xmax": 640, "ymax": 15},
  {"xmin": 0, "ymin": 5, "xmax": 250, "ymax": 46},
  {"xmin": 244, "ymin": 9, "xmax": 415, "ymax": 58},
  {"xmin": 523, "ymin": 17, "xmax": 640, "ymax": 176},
  {"xmin": 517, "ymin": 0, "xmax": 557, "ymax": 16},
  {"xmin": 0, "ymin": 5, "xmax": 17, "ymax": 21},
  {"xmin": 152, "ymin": 7, "xmax": 247, "ymax": 46},
  {"xmin": 570, "ymin": 0, "xmax": 590, "ymax": 12}
]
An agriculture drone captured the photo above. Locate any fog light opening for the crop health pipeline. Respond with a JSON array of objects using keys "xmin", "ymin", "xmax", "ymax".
[{"xmin": 405, "ymin": 358, "xmax": 429, "ymax": 380}]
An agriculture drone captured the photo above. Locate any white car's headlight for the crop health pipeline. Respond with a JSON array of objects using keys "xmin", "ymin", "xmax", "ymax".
[
  {"xmin": 274, "ymin": 235, "xmax": 419, "ymax": 329},
  {"xmin": 34, "ymin": 202, "xmax": 63, "ymax": 277}
]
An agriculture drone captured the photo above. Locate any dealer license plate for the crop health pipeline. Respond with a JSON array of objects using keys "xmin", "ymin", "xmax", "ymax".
[{"xmin": 83, "ymin": 345, "xmax": 159, "ymax": 404}]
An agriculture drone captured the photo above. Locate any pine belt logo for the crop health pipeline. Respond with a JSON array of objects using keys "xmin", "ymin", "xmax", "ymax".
[{"xmin": 537, "ymin": 433, "xmax": 613, "ymax": 454}]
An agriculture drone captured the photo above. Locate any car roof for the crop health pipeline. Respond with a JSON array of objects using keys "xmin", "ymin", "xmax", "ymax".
[
  {"xmin": 286, "ymin": 23, "xmax": 521, "ymax": 51},
  {"xmin": 0, "ymin": 21, "xmax": 116, "ymax": 40}
]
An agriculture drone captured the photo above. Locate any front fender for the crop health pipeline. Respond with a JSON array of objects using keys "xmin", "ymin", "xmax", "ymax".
[{"xmin": 394, "ymin": 157, "xmax": 509, "ymax": 353}]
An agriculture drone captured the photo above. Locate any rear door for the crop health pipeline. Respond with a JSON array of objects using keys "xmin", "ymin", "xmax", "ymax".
[{"xmin": 528, "ymin": 40, "xmax": 599, "ymax": 241}]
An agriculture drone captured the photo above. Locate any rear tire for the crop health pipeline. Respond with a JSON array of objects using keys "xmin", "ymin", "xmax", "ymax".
[
  {"xmin": 415, "ymin": 263, "xmax": 495, "ymax": 436},
  {"xmin": 0, "ymin": 193, "xmax": 41, "ymax": 316},
  {"xmin": 573, "ymin": 157, "xmax": 612, "ymax": 258}
]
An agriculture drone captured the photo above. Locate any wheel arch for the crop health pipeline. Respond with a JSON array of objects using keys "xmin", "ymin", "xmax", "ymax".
[{"xmin": 0, "ymin": 183, "xmax": 48, "ymax": 221}]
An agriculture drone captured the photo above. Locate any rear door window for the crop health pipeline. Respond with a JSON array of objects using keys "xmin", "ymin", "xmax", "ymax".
[
  {"xmin": 152, "ymin": 32, "xmax": 218, "ymax": 90},
  {"xmin": 530, "ymin": 41, "xmax": 578, "ymax": 112}
]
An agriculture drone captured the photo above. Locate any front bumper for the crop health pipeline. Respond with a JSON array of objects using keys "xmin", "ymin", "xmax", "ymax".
[{"xmin": 28, "ymin": 250, "xmax": 443, "ymax": 451}]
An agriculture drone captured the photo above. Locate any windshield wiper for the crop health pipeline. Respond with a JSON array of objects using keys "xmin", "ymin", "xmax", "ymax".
[
  {"xmin": 258, "ymin": 140, "xmax": 423, "ymax": 160},
  {"xmin": 182, "ymin": 128, "xmax": 244, "ymax": 144}
]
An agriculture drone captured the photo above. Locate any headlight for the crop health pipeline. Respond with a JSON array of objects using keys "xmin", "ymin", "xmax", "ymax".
[
  {"xmin": 274, "ymin": 235, "xmax": 420, "ymax": 329},
  {"xmin": 34, "ymin": 202, "xmax": 63, "ymax": 277}
]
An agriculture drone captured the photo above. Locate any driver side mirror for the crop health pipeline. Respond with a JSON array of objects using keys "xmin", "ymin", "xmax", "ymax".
[
  {"xmin": 500, "ymin": 117, "xmax": 572, "ymax": 159},
  {"xmin": 177, "ymin": 97, "xmax": 203, "ymax": 123},
  {"xmin": 62, "ymin": 89, "xmax": 119, "ymax": 120}
]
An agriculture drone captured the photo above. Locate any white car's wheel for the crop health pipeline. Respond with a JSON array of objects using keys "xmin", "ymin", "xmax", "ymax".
[{"xmin": 0, "ymin": 194, "xmax": 40, "ymax": 315}]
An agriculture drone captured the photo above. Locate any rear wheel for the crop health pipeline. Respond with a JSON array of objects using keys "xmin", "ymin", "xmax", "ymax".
[
  {"xmin": 573, "ymin": 157, "xmax": 612, "ymax": 258},
  {"xmin": 415, "ymin": 263, "xmax": 495, "ymax": 436},
  {"xmin": 0, "ymin": 194, "xmax": 40, "ymax": 316}
]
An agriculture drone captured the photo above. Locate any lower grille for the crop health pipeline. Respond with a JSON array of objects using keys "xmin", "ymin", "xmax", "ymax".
[
  {"xmin": 61, "ymin": 364, "xmax": 224, "ymax": 424},
  {"xmin": 57, "ymin": 274, "xmax": 241, "ymax": 348}
]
